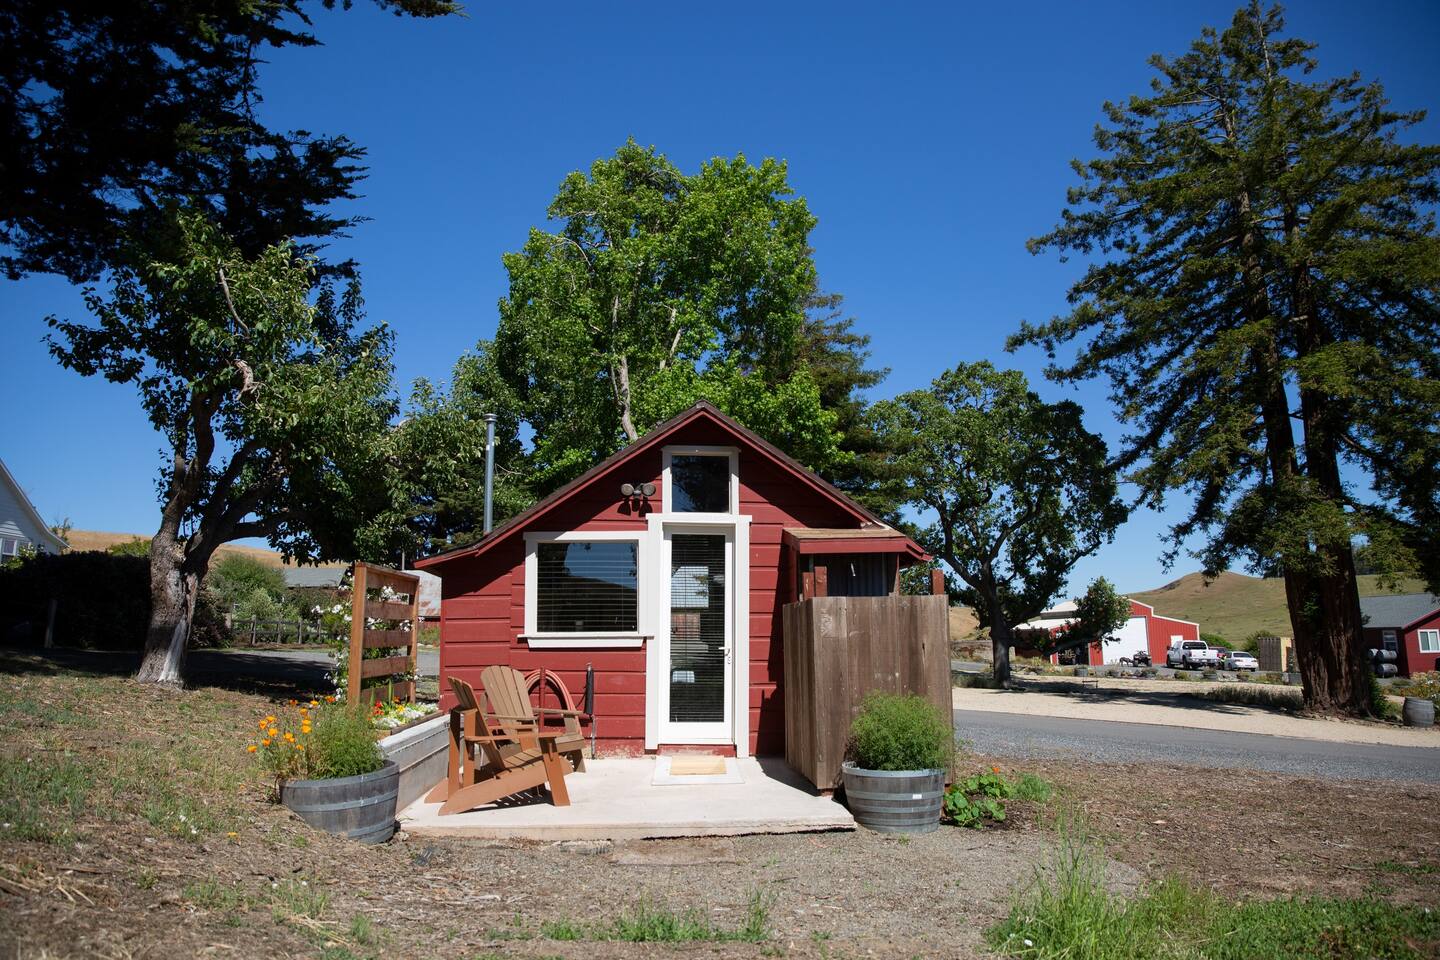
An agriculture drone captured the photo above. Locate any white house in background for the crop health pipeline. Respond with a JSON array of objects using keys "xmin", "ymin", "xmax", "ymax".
[{"xmin": 0, "ymin": 456, "xmax": 67, "ymax": 558}]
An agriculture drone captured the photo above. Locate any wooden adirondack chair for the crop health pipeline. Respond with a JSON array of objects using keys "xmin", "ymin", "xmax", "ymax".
[
  {"xmin": 478, "ymin": 665, "xmax": 588, "ymax": 774},
  {"xmin": 426, "ymin": 676, "xmax": 574, "ymax": 815}
]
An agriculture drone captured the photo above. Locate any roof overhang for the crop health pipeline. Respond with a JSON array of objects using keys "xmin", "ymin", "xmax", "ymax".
[{"xmin": 782, "ymin": 527, "xmax": 928, "ymax": 562}]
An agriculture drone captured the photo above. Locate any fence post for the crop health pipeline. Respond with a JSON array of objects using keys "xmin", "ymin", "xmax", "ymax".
[
  {"xmin": 930, "ymin": 568, "xmax": 946, "ymax": 596},
  {"xmin": 348, "ymin": 563, "xmax": 369, "ymax": 707},
  {"xmin": 407, "ymin": 575, "xmax": 420, "ymax": 694}
]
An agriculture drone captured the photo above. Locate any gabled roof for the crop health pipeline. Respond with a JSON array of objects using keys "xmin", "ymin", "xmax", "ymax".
[
  {"xmin": 0, "ymin": 456, "xmax": 67, "ymax": 554},
  {"xmin": 417, "ymin": 401, "xmax": 919, "ymax": 570},
  {"xmin": 1359, "ymin": 593, "xmax": 1440, "ymax": 630}
]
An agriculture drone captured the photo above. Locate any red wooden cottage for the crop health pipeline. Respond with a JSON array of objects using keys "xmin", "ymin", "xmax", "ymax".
[{"xmin": 416, "ymin": 401, "xmax": 927, "ymax": 757}]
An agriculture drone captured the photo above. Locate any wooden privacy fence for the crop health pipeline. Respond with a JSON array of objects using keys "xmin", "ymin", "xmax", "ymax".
[
  {"xmin": 347, "ymin": 562, "xmax": 421, "ymax": 706},
  {"xmin": 782, "ymin": 593, "xmax": 950, "ymax": 791}
]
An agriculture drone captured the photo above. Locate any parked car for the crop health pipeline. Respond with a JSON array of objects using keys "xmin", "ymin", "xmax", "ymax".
[
  {"xmin": 1166, "ymin": 640, "xmax": 1218, "ymax": 669},
  {"xmin": 1224, "ymin": 650, "xmax": 1259, "ymax": 672}
]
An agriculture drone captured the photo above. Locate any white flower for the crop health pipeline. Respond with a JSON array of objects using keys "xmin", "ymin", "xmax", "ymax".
[{"xmin": 1023, "ymin": 939, "xmax": 1033, "ymax": 948}]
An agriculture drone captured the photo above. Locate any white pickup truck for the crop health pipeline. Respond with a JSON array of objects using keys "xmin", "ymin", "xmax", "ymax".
[{"xmin": 1166, "ymin": 640, "xmax": 1220, "ymax": 670}]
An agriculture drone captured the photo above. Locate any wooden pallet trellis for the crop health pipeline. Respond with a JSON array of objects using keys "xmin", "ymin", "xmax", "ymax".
[{"xmin": 346, "ymin": 562, "xmax": 421, "ymax": 706}]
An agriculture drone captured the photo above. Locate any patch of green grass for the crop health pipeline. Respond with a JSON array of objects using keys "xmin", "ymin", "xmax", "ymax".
[
  {"xmin": 989, "ymin": 822, "xmax": 1440, "ymax": 959},
  {"xmin": 539, "ymin": 919, "xmax": 584, "ymax": 940},
  {"xmin": 0, "ymin": 690, "xmax": 92, "ymax": 728},
  {"xmin": 1375, "ymin": 860, "xmax": 1438, "ymax": 876},
  {"xmin": 269, "ymin": 878, "xmax": 328, "ymax": 922},
  {"xmin": 349, "ymin": 913, "xmax": 379, "ymax": 947},
  {"xmin": 185, "ymin": 878, "xmax": 252, "ymax": 912},
  {"xmin": 0, "ymin": 752, "xmax": 87, "ymax": 844},
  {"xmin": 1012, "ymin": 773, "xmax": 1054, "ymax": 804},
  {"xmin": 539, "ymin": 891, "xmax": 771, "ymax": 944}
]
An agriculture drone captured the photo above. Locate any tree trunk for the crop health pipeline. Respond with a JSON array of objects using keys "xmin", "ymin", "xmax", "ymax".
[
  {"xmin": 615, "ymin": 354, "xmax": 638, "ymax": 442},
  {"xmin": 136, "ymin": 533, "xmax": 198, "ymax": 685},
  {"xmin": 1282, "ymin": 554, "xmax": 1370, "ymax": 715},
  {"xmin": 990, "ymin": 618, "xmax": 1013, "ymax": 686},
  {"xmin": 1285, "ymin": 212, "xmax": 1372, "ymax": 716}
]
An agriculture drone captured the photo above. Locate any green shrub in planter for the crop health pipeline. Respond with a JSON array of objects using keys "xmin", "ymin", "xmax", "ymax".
[
  {"xmin": 843, "ymin": 693, "xmax": 954, "ymax": 834},
  {"xmin": 307, "ymin": 704, "xmax": 385, "ymax": 780},
  {"xmin": 848, "ymin": 692, "xmax": 954, "ymax": 772}
]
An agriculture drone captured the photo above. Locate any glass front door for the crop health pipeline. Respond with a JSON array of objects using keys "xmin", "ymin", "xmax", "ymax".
[{"xmin": 660, "ymin": 528, "xmax": 732, "ymax": 743}]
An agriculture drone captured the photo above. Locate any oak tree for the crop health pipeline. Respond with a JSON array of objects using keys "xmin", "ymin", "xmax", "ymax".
[
  {"xmin": 872, "ymin": 362, "xmax": 1127, "ymax": 683},
  {"xmin": 47, "ymin": 213, "xmax": 401, "ymax": 683}
]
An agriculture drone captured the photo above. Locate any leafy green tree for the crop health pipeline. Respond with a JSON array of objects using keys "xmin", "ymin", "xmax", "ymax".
[
  {"xmin": 872, "ymin": 362, "xmax": 1127, "ymax": 683},
  {"xmin": 1012, "ymin": 3, "xmax": 1440, "ymax": 714},
  {"xmin": 798, "ymin": 290, "xmax": 893, "ymax": 514},
  {"xmin": 489, "ymin": 140, "xmax": 840, "ymax": 494},
  {"xmin": 46, "ymin": 212, "xmax": 400, "ymax": 683},
  {"xmin": 376, "ymin": 348, "xmax": 526, "ymax": 556},
  {"xmin": 0, "ymin": 0, "xmax": 458, "ymax": 282},
  {"xmin": 206, "ymin": 553, "xmax": 287, "ymax": 616}
]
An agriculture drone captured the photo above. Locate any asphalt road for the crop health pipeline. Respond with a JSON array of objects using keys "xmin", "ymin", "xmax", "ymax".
[
  {"xmin": 956, "ymin": 708, "xmax": 1440, "ymax": 784},
  {"xmin": 183, "ymin": 647, "xmax": 438, "ymax": 695}
]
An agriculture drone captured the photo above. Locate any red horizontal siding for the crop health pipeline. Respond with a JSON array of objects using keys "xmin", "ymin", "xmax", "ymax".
[{"xmin": 436, "ymin": 415, "xmax": 876, "ymax": 755}]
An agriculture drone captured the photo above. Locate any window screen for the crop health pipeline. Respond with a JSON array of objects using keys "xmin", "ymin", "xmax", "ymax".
[
  {"xmin": 535, "ymin": 541, "xmax": 638, "ymax": 633},
  {"xmin": 670, "ymin": 454, "xmax": 730, "ymax": 512}
]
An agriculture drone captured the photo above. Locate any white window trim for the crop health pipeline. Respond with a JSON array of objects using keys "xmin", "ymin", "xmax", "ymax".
[
  {"xmin": 1382, "ymin": 629, "xmax": 1398, "ymax": 652},
  {"xmin": 662, "ymin": 445, "xmax": 739, "ymax": 516},
  {"xmin": 1419, "ymin": 629, "xmax": 1440, "ymax": 654},
  {"xmin": 522, "ymin": 530, "xmax": 648, "ymax": 649}
]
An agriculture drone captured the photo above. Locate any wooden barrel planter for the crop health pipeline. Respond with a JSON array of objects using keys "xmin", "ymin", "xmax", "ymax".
[
  {"xmin": 841, "ymin": 762, "xmax": 944, "ymax": 834},
  {"xmin": 1402, "ymin": 697, "xmax": 1435, "ymax": 728},
  {"xmin": 281, "ymin": 760, "xmax": 399, "ymax": 844}
]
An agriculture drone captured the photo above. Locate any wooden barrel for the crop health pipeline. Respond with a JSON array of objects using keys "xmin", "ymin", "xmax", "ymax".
[
  {"xmin": 841, "ymin": 763, "xmax": 944, "ymax": 834},
  {"xmin": 281, "ymin": 760, "xmax": 399, "ymax": 844},
  {"xmin": 1402, "ymin": 697, "xmax": 1435, "ymax": 728}
]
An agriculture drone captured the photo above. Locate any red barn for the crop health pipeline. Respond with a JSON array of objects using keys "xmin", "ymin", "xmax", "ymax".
[
  {"xmin": 1016, "ymin": 598, "xmax": 1200, "ymax": 666},
  {"xmin": 416, "ymin": 402, "xmax": 927, "ymax": 757},
  {"xmin": 1359, "ymin": 593, "xmax": 1440, "ymax": 677}
]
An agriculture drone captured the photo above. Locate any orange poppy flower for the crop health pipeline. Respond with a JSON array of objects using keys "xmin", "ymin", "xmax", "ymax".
[
  {"xmin": 261, "ymin": 739, "xmax": 271, "ymax": 747},
  {"xmin": 246, "ymin": 745, "xmax": 257, "ymax": 753}
]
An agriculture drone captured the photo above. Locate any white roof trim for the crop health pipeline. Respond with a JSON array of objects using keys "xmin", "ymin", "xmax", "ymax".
[{"xmin": 0, "ymin": 456, "xmax": 67, "ymax": 553}]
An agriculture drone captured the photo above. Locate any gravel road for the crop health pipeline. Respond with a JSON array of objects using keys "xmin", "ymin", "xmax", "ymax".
[{"xmin": 957, "ymin": 708, "xmax": 1440, "ymax": 783}]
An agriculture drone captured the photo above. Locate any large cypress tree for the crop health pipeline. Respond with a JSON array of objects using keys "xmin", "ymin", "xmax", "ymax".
[{"xmin": 1013, "ymin": 3, "xmax": 1440, "ymax": 714}]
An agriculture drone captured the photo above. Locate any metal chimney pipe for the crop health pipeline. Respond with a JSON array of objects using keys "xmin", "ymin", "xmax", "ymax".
[{"xmin": 482, "ymin": 413, "xmax": 497, "ymax": 534}]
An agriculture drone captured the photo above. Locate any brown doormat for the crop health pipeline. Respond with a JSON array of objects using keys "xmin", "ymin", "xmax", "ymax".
[{"xmin": 667, "ymin": 756, "xmax": 727, "ymax": 776}]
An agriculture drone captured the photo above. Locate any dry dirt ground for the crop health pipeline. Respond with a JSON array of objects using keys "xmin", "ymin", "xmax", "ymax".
[{"xmin": 1, "ymin": 651, "xmax": 1437, "ymax": 960}]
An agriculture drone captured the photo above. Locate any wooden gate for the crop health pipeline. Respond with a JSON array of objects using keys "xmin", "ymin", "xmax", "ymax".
[
  {"xmin": 782, "ymin": 594, "xmax": 950, "ymax": 791},
  {"xmin": 347, "ymin": 562, "xmax": 421, "ymax": 706}
]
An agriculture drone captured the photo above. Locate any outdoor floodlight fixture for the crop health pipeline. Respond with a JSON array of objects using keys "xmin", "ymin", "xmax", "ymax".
[{"xmin": 619, "ymin": 481, "xmax": 655, "ymax": 501}]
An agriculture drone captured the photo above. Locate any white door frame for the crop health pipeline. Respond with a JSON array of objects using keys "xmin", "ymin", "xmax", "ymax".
[{"xmin": 644, "ymin": 513, "xmax": 751, "ymax": 755}]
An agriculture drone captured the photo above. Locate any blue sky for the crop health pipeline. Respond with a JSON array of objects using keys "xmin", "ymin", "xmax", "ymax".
[{"xmin": 2, "ymin": 0, "xmax": 1436, "ymax": 593}]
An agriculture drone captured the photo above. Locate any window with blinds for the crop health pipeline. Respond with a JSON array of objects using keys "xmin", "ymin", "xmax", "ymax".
[
  {"xmin": 668, "ymin": 532, "xmax": 727, "ymax": 723},
  {"xmin": 535, "ymin": 540, "xmax": 638, "ymax": 633}
]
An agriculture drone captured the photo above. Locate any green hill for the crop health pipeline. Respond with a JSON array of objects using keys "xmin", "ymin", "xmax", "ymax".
[{"xmin": 1129, "ymin": 570, "xmax": 1429, "ymax": 642}]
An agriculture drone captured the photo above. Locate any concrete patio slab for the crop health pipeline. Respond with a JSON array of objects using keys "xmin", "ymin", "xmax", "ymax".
[{"xmin": 398, "ymin": 757, "xmax": 855, "ymax": 840}]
